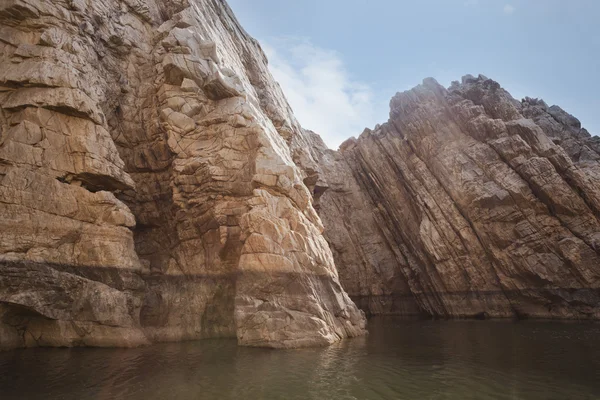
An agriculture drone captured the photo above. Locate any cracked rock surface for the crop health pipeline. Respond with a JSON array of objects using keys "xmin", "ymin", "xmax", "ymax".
[
  {"xmin": 306, "ymin": 75, "xmax": 600, "ymax": 319},
  {"xmin": 1, "ymin": 0, "xmax": 599, "ymax": 351},
  {"xmin": 0, "ymin": 0, "xmax": 365, "ymax": 350}
]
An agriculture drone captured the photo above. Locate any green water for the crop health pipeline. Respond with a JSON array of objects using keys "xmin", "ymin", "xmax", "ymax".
[{"xmin": 1, "ymin": 318, "xmax": 599, "ymax": 399}]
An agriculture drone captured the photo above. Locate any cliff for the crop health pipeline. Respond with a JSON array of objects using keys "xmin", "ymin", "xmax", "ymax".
[
  {"xmin": 309, "ymin": 75, "xmax": 600, "ymax": 319},
  {"xmin": 0, "ymin": 0, "xmax": 365, "ymax": 350},
  {"xmin": 1, "ymin": 0, "xmax": 599, "ymax": 352}
]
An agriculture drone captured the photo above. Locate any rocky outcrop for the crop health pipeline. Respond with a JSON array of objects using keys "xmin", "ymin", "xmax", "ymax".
[
  {"xmin": 1, "ymin": 0, "xmax": 598, "ymax": 351},
  {"xmin": 0, "ymin": 0, "xmax": 365, "ymax": 350},
  {"xmin": 308, "ymin": 75, "xmax": 600, "ymax": 319}
]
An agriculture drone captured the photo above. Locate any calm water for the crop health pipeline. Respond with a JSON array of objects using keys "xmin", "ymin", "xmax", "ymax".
[{"xmin": 1, "ymin": 318, "xmax": 599, "ymax": 400}]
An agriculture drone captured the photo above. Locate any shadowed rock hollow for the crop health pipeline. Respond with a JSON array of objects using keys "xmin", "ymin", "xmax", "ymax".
[{"xmin": 0, "ymin": 0, "xmax": 598, "ymax": 351}]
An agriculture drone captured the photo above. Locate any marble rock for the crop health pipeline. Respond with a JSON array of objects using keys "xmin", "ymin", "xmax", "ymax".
[
  {"xmin": 0, "ymin": 0, "xmax": 365, "ymax": 350},
  {"xmin": 304, "ymin": 76, "xmax": 600, "ymax": 319}
]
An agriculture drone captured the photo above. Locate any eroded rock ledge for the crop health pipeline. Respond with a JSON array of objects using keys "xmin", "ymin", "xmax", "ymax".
[
  {"xmin": 0, "ymin": 0, "xmax": 365, "ymax": 350},
  {"xmin": 305, "ymin": 75, "xmax": 600, "ymax": 319}
]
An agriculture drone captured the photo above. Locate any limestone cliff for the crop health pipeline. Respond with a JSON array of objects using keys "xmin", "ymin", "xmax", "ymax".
[
  {"xmin": 1, "ymin": 0, "xmax": 599, "ymax": 352},
  {"xmin": 308, "ymin": 75, "xmax": 600, "ymax": 319},
  {"xmin": 0, "ymin": 0, "xmax": 365, "ymax": 350}
]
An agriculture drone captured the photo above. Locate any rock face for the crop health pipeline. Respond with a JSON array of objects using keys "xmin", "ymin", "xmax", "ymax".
[
  {"xmin": 0, "ymin": 0, "xmax": 365, "ymax": 350},
  {"xmin": 1, "ymin": 0, "xmax": 599, "ymax": 351},
  {"xmin": 308, "ymin": 75, "xmax": 600, "ymax": 319}
]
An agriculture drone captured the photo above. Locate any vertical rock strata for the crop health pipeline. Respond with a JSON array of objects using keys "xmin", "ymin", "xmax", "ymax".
[
  {"xmin": 0, "ymin": 0, "xmax": 365, "ymax": 349},
  {"xmin": 311, "ymin": 75, "xmax": 600, "ymax": 319}
]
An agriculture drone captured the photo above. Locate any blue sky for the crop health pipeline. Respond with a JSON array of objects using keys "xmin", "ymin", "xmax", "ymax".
[{"xmin": 228, "ymin": 0, "xmax": 600, "ymax": 148}]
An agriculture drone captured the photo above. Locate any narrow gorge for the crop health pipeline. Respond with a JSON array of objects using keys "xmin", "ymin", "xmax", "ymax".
[{"xmin": 0, "ymin": 0, "xmax": 599, "ymax": 352}]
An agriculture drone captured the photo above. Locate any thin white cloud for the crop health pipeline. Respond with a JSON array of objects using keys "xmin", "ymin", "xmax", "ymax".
[
  {"xmin": 262, "ymin": 38, "xmax": 381, "ymax": 149},
  {"xmin": 503, "ymin": 4, "xmax": 515, "ymax": 14}
]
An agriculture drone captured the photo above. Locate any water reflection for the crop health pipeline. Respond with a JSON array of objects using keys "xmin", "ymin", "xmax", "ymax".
[{"xmin": 1, "ymin": 318, "xmax": 599, "ymax": 399}]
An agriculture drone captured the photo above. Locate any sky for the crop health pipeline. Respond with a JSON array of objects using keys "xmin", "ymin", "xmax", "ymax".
[{"xmin": 228, "ymin": 0, "xmax": 600, "ymax": 149}]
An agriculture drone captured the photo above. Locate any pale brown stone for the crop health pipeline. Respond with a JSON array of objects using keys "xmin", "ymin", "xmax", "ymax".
[
  {"xmin": 0, "ymin": 0, "xmax": 365, "ymax": 350},
  {"xmin": 2, "ymin": 0, "xmax": 597, "ymax": 353},
  {"xmin": 302, "ymin": 76, "xmax": 600, "ymax": 319}
]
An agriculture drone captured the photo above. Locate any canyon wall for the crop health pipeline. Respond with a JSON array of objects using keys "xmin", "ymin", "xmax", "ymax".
[
  {"xmin": 0, "ymin": 0, "xmax": 365, "ymax": 350},
  {"xmin": 1, "ymin": 0, "xmax": 599, "ymax": 351},
  {"xmin": 310, "ymin": 75, "xmax": 600, "ymax": 319}
]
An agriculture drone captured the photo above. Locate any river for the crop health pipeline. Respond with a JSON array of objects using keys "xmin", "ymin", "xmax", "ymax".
[{"xmin": 1, "ymin": 318, "xmax": 599, "ymax": 399}]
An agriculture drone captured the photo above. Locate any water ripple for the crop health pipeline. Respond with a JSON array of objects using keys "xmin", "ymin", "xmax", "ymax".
[{"xmin": 1, "ymin": 319, "xmax": 599, "ymax": 400}]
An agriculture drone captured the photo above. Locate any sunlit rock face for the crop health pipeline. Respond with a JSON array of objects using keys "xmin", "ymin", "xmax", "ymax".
[
  {"xmin": 1, "ymin": 0, "xmax": 598, "ymax": 352},
  {"xmin": 307, "ymin": 75, "xmax": 600, "ymax": 319},
  {"xmin": 0, "ymin": 0, "xmax": 365, "ymax": 350}
]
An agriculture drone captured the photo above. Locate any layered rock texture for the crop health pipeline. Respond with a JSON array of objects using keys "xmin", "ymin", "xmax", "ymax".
[
  {"xmin": 0, "ymin": 0, "xmax": 365, "ymax": 350},
  {"xmin": 0, "ymin": 0, "xmax": 599, "ymax": 352},
  {"xmin": 308, "ymin": 75, "xmax": 600, "ymax": 319}
]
